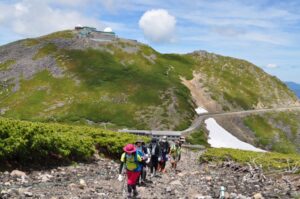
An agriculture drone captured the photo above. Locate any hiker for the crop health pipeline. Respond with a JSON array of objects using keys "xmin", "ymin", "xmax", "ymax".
[
  {"xmin": 118, "ymin": 144, "xmax": 142, "ymax": 198},
  {"xmin": 169, "ymin": 140, "xmax": 180, "ymax": 171},
  {"xmin": 178, "ymin": 136, "xmax": 185, "ymax": 161},
  {"xmin": 135, "ymin": 140, "xmax": 150, "ymax": 185},
  {"xmin": 148, "ymin": 138, "xmax": 161, "ymax": 177},
  {"xmin": 158, "ymin": 136, "xmax": 170, "ymax": 173}
]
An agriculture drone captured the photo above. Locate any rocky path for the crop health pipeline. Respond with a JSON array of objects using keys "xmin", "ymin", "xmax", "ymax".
[{"xmin": 0, "ymin": 149, "xmax": 299, "ymax": 198}]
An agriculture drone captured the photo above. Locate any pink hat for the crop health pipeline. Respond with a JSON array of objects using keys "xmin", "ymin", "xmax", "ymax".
[{"xmin": 123, "ymin": 144, "xmax": 136, "ymax": 154}]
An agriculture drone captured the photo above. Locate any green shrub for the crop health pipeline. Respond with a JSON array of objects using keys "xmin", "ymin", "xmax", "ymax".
[
  {"xmin": 0, "ymin": 117, "xmax": 149, "ymax": 165},
  {"xmin": 22, "ymin": 39, "xmax": 40, "ymax": 46},
  {"xmin": 33, "ymin": 43, "xmax": 57, "ymax": 60},
  {"xmin": 40, "ymin": 30, "xmax": 74, "ymax": 40},
  {"xmin": 200, "ymin": 148, "xmax": 300, "ymax": 171},
  {"xmin": 0, "ymin": 60, "xmax": 16, "ymax": 71},
  {"xmin": 186, "ymin": 129, "xmax": 209, "ymax": 146}
]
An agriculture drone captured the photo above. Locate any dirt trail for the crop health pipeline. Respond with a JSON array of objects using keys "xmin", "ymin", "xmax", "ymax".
[{"xmin": 0, "ymin": 149, "xmax": 299, "ymax": 198}]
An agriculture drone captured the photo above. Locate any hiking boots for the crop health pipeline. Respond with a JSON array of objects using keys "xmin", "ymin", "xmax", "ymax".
[
  {"xmin": 133, "ymin": 190, "xmax": 138, "ymax": 197},
  {"xmin": 127, "ymin": 193, "xmax": 132, "ymax": 198}
]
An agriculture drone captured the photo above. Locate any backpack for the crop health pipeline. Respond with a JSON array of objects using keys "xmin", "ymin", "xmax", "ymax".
[
  {"xmin": 123, "ymin": 152, "xmax": 138, "ymax": 163},
  {"xmin": 142, "ymin": 146, "xmax": 148, "ymax": 155},
  {"xmin": 162, "ymin": 141, "xmax": 170, "ymax": 153}
]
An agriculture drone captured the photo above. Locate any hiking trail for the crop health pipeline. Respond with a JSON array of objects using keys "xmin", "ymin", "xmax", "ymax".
[{"xmin": 1, "ymin": 148, "xmax": 299, "ymax": 198}]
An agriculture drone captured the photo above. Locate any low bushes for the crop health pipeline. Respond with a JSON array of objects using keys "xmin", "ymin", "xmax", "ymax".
[
  {"xmin": 200, "ymin": 148, "xmax": 300, "ymax": 171},
  {"xmin": 185, "ymin": 128, "xmax": 209, "ymax": 147},
  {"xmin": 0, "ymin": 117, "xmax": 148, "ymax": 165}
]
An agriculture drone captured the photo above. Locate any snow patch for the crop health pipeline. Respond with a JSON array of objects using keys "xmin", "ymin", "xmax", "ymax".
[
  {"xmin": 205, "ymin": 118, "xmax": 265, "ymax": 152},
  {"xmin": 195, "ymin": 107, "xmax": 208, "ymax": 115}
]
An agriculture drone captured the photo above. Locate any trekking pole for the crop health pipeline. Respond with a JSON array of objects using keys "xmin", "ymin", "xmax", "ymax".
[{"xmin": 120, "ymin": 174, "xmax": 127, "ymax": 198}]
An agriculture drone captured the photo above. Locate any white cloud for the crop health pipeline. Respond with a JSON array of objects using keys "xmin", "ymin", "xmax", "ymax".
[
  {"xmin": 266, "ymin": 63, "xmax": 278, "ymax": 68},
  {"xmin": 139, "ymin": 9, "xmax": 176, "ymax": 43},
  {"xmin": 0, "ymin": 0, "xmax": 103, "ymax": 38},
  {"xmin": 48, "ymin": 0, "xmax": 88, "ymax": 6}
]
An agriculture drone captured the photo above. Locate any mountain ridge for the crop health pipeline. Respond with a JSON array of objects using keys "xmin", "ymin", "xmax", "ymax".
[{"xmin": 0, "ymin": 29, "xmax": 300, "ymax": 153}]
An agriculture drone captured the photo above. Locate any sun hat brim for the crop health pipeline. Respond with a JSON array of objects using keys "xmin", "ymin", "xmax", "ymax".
[{"xmin": 123, "ymin": 144, "xmax": 136, "ymax": 153}]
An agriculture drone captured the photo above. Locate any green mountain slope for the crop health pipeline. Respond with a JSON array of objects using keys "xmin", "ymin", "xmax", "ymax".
[
  {"xmin": 0, "ymin": 30, "xmax": 299, "ymax": 153},
  {"xmin": 243, "ymin": 111, "xmax": 300, "ymax": 154}
]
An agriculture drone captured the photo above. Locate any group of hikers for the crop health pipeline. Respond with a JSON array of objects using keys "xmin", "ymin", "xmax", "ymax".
[{"xmin": 118, "ymin": 135, "xmax": 185, "ymax": 198}]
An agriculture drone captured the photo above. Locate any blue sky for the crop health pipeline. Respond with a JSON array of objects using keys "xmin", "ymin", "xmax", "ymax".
[{"xmin": 0, "ymin": 0, "xmax": 300, "ymax": 83}]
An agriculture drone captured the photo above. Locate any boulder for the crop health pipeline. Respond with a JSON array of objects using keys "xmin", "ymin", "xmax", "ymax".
[
  {"xmin": 10, "ymin": 170, "xmax": 27, "ymax": 178},
  {"xmin": 253, "ymin": 193, "xmax": 264, "ymax": 199},
  {"xmin": 79, "ymin": 179, "xmax": 87, "ymax": 189},
  {"xmin": 24, "ymin": 191, "xmax": 33, "ymax": 197},
  {"xmin": 170, "ymin": 180, "xmax": 182, "ymax": 186}
]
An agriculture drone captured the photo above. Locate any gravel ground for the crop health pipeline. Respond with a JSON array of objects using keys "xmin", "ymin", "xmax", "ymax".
[{"xmin": 0, "ymin": 149, "xmax": 299, "ymax": 199}]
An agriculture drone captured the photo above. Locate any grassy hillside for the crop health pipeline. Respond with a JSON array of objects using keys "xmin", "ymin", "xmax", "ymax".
[
  {"xmin": 0, "ymin": 30, "xmax": 298, "ymax": 134},
  {"xmin": 190, "ymin": 51, "xmax": 297, "ymax": 110},
  {"xmin": 243, "ymin": 111, "xmax": 300, "ymax": 154}
]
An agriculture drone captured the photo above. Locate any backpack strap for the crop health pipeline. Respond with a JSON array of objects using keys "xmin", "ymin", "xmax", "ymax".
[{"xmin": 124, "ymin": 152, "xmax": 138, "ymax": 163}]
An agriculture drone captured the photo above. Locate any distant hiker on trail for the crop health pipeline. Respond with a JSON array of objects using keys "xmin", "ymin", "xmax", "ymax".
[
  {"xmin": 118, "ymin": 144, "xmax": 142, "ymax": 198},
  {"xmin": 148, "ymin": 138, "xmax": 161, "ymax": 177},
  {"xmin": 178, "ymin": 136, "xmax": 185, "ymax": 162},
  {"xmin": 142, "ymin": 141, "xmax": 151, "ymax": 181},
  {"xmin": 135, "ymin": 139, "xmax": 150, "ymax": 185},
  {"xmin": 169, "ymin": 140, "xmax": 180, "ymax": 172},
  {"xmin": 158, "ymin": 136, "xmax": 170, "ymax": 173}
]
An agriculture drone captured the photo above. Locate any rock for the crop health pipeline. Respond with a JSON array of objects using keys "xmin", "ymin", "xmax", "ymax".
[
  {"xmin": 230, "ymin": 193, "xmax": 238, "ymax": 198},
  {"xmin": 224, "ymin": 192, "xmax": 230, "ymax": 199},
  {"xmin": 4, "ymin": 182, "xmax": 11, "ymax": 186},
  {"xmin": 93, "ymin": 152, "xmax": 101, "ymax": 160},
  {"xmin": 192, "ymin": 195, "xmax": 212, "ymax": 199},
  {"xmin": 38, "ymin": 174, "xmax": 53, "ymax": 182},
  {"xmin": 205, "ymin": 176, "xmax": 212, "ymax": 181},
  {"xmin": 237, "ymin": 194, "xmax": 247, "ymax": 199},
  {"xmin": 79, "ymin": 179, "xmax": 87, "ymax": 189},
  {"xmin": 1, "ymin": 190, "xmax": 8, "ymax": 194},
  {"xmin": 253, "ymin": 193, "xmax": 264, "ymax": 199},
  {"xmin": 10, "ymin": 170, "xmax": 27, "ymax": 178},
  {"xmin": 170, "ymin": 179, "xmax": 182, "ymax": 186},
  {"xmin": 177, "ymin": 172, "xmax": 186, "ymax": 177},
  {"xmin": 24, "ymin": 191, "xmax": 33, "ymax": 197},
  {"xmin": 166, "ymin": 187, "xmax": 172, "ymax": 193},
  {"xmin": 18, "ymin": 188, "xmax": 28, "ymax": 195},
  {"xmin": 4, "ymin": 171, "xmax": 9, "ymax": 175},
  {"xmin": 68, "ymin": 183, "xmax": 77, "ymax": 189},
  {"xmin": 20, "ymin": 175, "xmax": 28, "ymax": 183}
]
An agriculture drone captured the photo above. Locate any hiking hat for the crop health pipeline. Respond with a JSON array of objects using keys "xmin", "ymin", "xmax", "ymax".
[
  {"xmin": 135, "ymin": 139, "xmax": 143, "ymax": 144},
  {"xmin": 123, "ymin": 144, "xmax": 136, "ymax": 154},
  {"xmin": 162, "ymin": 135, "xmax": 167, "ymax": 142}
]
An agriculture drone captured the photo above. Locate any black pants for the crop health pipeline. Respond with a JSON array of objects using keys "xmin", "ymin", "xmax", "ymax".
[
  {"xmin": 141, "ymin": 164, "xmax": 147, "ymax": 181},
  {"xmin": 138, "ymin": 163, "xmax": 147, "ymax": 183},
  {"xmin": 150, "ymin": 156, "xmax": 158, "ymax": 174},
  {"xmin": 128, "ymin": 184, "xmax": 137, "ymax": 194}
]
